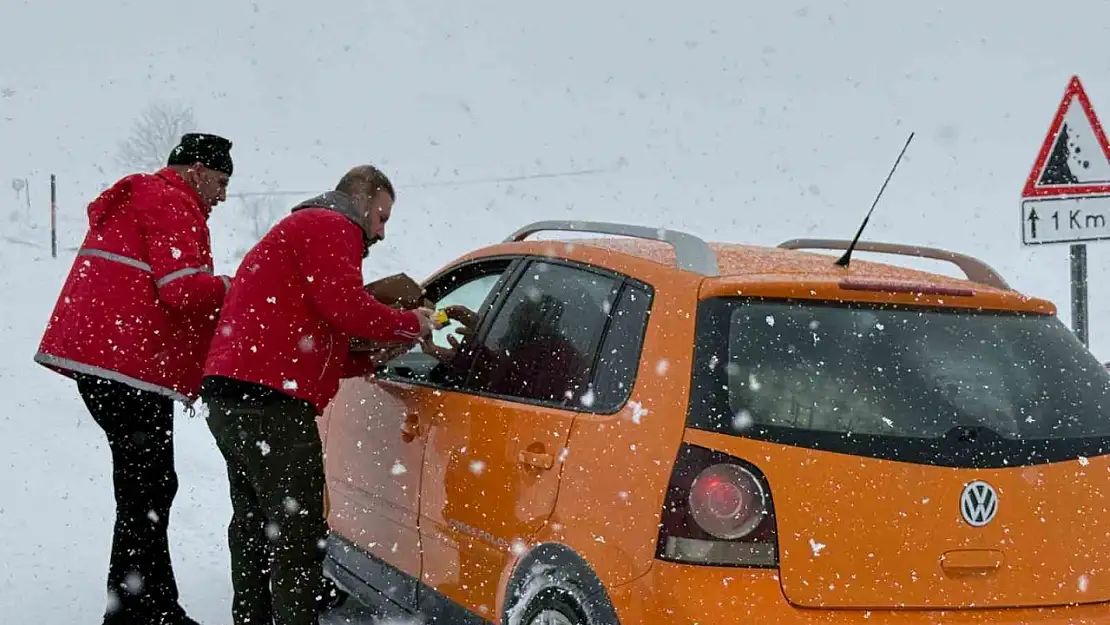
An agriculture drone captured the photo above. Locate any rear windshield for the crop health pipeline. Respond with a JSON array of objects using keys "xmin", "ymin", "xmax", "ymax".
[{"xmin": 687, "ymin": 298, "xmax": 1110, "ymax": 468}]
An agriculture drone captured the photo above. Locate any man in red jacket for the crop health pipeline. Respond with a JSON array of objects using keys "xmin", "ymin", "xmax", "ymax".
[
  {"xmin": 200, "ymin": 165, "xmax": 436, "ymax": 625},
  {"xmin": 34, "ymin": 133, "xmax": 234, "ymax": 625}
]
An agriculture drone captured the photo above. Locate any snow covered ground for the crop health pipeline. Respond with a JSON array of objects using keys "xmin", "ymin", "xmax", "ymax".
[{"xmin": 0, "ymin": 229, "xmax": 237, "ymax": 621}]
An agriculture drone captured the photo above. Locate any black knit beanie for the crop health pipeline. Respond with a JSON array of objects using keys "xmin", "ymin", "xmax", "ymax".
[{"xmin": 166, "ymin": 133, "xmax": 234, "ymax": 176}]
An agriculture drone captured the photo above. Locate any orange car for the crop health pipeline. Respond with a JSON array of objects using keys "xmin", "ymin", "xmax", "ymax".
[{"xmin": 319, "ymin": 220, "xmax": 1110, "ymax": 625}]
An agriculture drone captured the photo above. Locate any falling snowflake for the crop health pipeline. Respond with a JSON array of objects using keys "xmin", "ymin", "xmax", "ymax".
[
  {"xmin": 266, "ymin": 296, "xmax": 277, "ymax": 304},
  {"xmin": 655, "ymin": 359, "xmax": 670, "ymax": 375},
  {"xmin": 284, "ymin": 497, "xmax": 300, "ymax": 514},
  {"xmin": 265, "ymin": 522, "xmax": 281, "ymax": 541},
  {"xmin": 510, "ymin": 539, "xmax": 528, "ymax": 557},
  {"xmin": 1079, "ymin": 456, "xmax": 1090, "ymax": 466},
  {"xmin": 122, "ymin": 572, "xmax": 144, "ymax": 595},
  {"xmin": 732, "ymin": 410, "xmax": 754, "ymax": 431},
  {"xmin": 390, "ymin": 461, "xmax": 407, "ymax": 476},
  {"xmin": 170, "ymin": 247, "xmax": 182, "ymax": 260},
  {"xmin": 297, "ymin": 335, "xmax": 315, "ymax": 352},
  {"xmin": 579, "ymin": 388, "xmax": 596, "ymax": 408},
  {"xmin": 1079, "ymin": 574, "xmax": 1091, "ymax": 592},
  {"xmin": 257, "ymin": 440, "xmax": 271, "ymax": 456},
  {"xmin": 469, "ymin": 459, "xmax": 486, "ymax": 475},
  {"xmin": 282, "ymin": 379, "xmax": 299, "ymax": 391},
  {"xmin": 147, "ymin": 510, "xmax": 160, "ymax": 523},
  {"xmin": 628, "ymin": 400, "xmax": 648, "ymax": 424},
  {"xmin": 809, "ymin": 538, "xmax": 826, "ymax": 556},
  {"xmin": 765, "ymin": 315, "xmax": 775, "ymax": 327},
  {"xmin": 748, "ymin": 373, "xmax": 762, "ymax": 391}
]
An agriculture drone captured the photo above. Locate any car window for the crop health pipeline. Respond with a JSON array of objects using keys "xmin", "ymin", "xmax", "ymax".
[
  {"xmin": 687, "ymin": 297, "xmax": 1110, "ymax": 467},
  {"xmin": 588, "ymin": 283, "xmax": 653, "ymax": 412},
  {"xmin": 381, "ymin": 262, "xmax": 513, "ymax": 383},
  {"xmin": 465, "ymin": 261, "xmax": 619, "ymax": 407},
  {"xmin": 422, "ymin": 273, "xmax": 505, "ymax": 351}
]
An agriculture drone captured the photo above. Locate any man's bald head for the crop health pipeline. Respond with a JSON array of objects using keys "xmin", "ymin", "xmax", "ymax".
[{"xmin": 336, "ymin": 165, "xmax": 395, "ymax": 202}]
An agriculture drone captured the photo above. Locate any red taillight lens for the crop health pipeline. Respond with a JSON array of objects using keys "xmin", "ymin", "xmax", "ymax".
[
  {"xmin": 656, "ymin": 444, "xmax": 778, "ymax": 567},
  {"xmin": 689, "ymin": 464, "xmax": 768, "ymax": 540}
]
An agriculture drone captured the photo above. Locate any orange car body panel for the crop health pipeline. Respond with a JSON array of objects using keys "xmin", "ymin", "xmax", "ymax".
[
  {"xmin": 419, "ymin": 390, "xmax": 576, "ymax": 614},
  {"xmin": 323, "ymin": 377, "xmax": 428, "ymax": 581},
  {"xmin": 609, "ymin": 564, "xmax": 1110, "ymax": 624},
  {"xmin": 682, "ymin": 428, "xmax": 1110, "ymax": 610},
  {"xmin": 323, "ymin": 233, "xmax": 1096, "ymax": 624}
]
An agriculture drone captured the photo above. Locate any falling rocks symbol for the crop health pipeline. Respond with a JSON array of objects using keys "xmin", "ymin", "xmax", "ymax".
[{"xmin": 1040, "ymin": 123, "xmax": 1082, "ymax": 186}]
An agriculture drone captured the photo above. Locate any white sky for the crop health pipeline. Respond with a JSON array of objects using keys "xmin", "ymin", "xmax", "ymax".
[{"xmin": 4, "ymin": 0, "xmax": 1110, "ymax": 355}]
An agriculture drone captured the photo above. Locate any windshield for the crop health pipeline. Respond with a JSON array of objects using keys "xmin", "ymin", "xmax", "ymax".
[{"xmin": 687, "ymin": 298, "xmax": 1110, "ymax": 467}]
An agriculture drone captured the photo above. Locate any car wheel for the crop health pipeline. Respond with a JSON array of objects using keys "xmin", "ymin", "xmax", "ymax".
[{"xmin": 516, "ymin": 588, "xmax": 590, "ymax": 625}]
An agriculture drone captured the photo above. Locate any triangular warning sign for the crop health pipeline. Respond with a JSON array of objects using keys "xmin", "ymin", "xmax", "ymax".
[{"xmin": 1024, "ymin": 76, "xmax": 1110, "ymax": 198}]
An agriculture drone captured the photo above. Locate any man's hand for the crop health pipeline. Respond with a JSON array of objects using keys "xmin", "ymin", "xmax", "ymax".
[
  {"xmin": 412, "ymin": 307, "xmax": 439, "ymax": 339},
  {"xmin": 442, "ymin": 305, "xmax": 478, "ymax": 329},
  {"xmin": 418, "ymin": 306, "xmax": 479, "ymax": 363}
]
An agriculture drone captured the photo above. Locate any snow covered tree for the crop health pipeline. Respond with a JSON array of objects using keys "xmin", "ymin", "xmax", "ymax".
[
  {"xmin": 115, "ymin": 102, "xmax": 199, "ymax": 173},
  {"xmin": 240, "ymin": 189, "xmax": 286, "ymax": 240}
]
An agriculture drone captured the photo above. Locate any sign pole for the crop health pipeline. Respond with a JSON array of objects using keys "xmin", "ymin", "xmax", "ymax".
[
  {"xmin": 1071, "ymin": 243, "xmax": 1089, "ymax": 346},
  {"xmin": 50, "ymin": 174, "xmax": 57, "ymax": 259}
]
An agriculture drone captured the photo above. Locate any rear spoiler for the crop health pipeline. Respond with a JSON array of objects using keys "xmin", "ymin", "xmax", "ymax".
[{"xmin": 777, "ymin": 238, "xmax": 1011, "ymax": 290}]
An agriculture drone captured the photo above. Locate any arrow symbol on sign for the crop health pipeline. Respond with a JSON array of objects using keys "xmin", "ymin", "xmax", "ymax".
[{"xmin": 1027, "ymin": 207, "xmax": 1039, "ymax": 239}]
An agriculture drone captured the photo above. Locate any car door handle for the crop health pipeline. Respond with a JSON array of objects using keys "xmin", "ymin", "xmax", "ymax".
[{"xmin": 518, "ymin": 450, "xmax": 554, "ymax": 470}]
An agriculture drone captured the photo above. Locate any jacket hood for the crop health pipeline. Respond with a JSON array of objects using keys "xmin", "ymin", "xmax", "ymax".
[
  {"xmin": 290, "ymin": 191, "xmax": 371, "ymax": 248},
  {"xmin": 88, "ymin": 168, "xmax": 207, "ymax": 227}
]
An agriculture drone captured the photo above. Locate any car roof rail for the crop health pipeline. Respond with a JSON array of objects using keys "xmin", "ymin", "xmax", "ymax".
[
  {"xmin": 776, "ymin": 238, "xmax": 1011, "ymax": 290},
  {"xmin": 505, "ymin": 220, "xmax": 720, "ymax": 276}
]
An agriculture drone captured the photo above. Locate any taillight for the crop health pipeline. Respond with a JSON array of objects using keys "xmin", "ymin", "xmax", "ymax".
[{"xmin": 656, "ymin": 443, "xmax": 778, "ymax": 567}]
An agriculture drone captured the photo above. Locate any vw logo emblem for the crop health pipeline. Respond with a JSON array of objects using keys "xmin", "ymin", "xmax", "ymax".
[{"xmin": 960, "ymin": 480, "xmax": 999, "ymax": 527}]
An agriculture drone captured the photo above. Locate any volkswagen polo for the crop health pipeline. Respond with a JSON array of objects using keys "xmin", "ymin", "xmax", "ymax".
[{"xmin": 318, "ymin": 220, "xmax": 1110, "ymax": 624}]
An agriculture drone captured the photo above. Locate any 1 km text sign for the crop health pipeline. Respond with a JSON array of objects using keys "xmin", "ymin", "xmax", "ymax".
[{"xmin": 1021, "ymin": 76, "xmax": 1110, "ymax": 245}]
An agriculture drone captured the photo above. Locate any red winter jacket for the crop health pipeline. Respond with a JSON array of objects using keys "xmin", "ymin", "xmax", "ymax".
[
  {"xmin": 34, "ymin": 168, "xmax": 229, "ymax": 403},
  {"xmin": 202, "ymin": 195, "xmax": 423, "ymax": 414}
]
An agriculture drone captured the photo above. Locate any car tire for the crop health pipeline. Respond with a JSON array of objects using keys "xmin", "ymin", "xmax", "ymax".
[{"xmin": 506, "ymin": 566, "xmax": 619, "ymax": 625}]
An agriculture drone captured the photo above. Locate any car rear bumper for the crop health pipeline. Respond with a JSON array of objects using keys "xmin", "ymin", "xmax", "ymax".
[{"xmin": 609, "ymin": 563, "xmax": 1110, "ymax": 624}]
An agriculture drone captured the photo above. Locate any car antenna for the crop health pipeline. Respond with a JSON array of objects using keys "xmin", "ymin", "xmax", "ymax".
[{"xmin": 834, "ymin": 131, "xmax": 915, "ymax": 268}]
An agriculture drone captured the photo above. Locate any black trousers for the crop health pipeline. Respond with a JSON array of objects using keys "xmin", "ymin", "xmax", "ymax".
[
  {"xmin": 75, "ymin": 374, "xmax": 187, "ymax": 625},
  {"xmin": 203, "ymin": 389, "xmax": 328, "ymax": 625}
]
